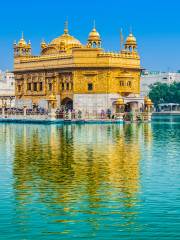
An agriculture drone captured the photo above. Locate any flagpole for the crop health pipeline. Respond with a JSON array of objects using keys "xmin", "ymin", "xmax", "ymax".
[{"xmin": 120, "ymin": 28, "xmax": 124, "ymax": 51}]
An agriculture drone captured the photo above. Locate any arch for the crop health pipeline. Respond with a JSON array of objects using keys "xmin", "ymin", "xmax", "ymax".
[
  {"xmin": 61, "ymin": 97, "xmax": 73, "ymax": 110},
  {"xmin": 124, "ymin": 101, "xmax": 139, "ymax": 112}
]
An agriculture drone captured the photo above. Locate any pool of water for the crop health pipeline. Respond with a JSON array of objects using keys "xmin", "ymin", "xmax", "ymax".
[
  {"xmin": 0, "ymin": 123, "xmax": 179, "ymax": 239},
  {"xmin": 152, "ymin": 114, "xmax": 180, "ymax": 122}
]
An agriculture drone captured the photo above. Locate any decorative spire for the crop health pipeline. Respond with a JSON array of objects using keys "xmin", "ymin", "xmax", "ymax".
[
  {"xmin": 130, "ymin": 26, "xmax": 133, "ymax": 35},
  {"xmin": 14, "ymin": 31, "xmax": 31, "ymax": 57},
  {"xmin": 64, "ymin": 18, "xmax": 68, "ymax": 34},
  {"xmin": 87, "ymin": 22, "xmax": 101, "ymax": 48},
  {"xmin": 18, "ymin": 31, "xmax": 27, "ymax": 45},
  {"xmin": 125, "ymin": 28, "xmax": 137, "ymax": 52},
  {"xmin": 120, "ymin": 28, "xmax": 124, "ymax": 51},
  {"xmin": 41, "ymin": 38, "xmax": 47, "ymax": 49},
  {"xmin": 21, "ymin": 31, "xmax": 24, "ymax": 40},
  {"xmin": 93, "ymin": 20, "xmax": 96, "ymax": 30}
]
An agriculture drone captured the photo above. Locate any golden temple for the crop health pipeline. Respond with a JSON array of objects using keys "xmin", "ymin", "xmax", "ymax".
[{"xmin": 13, "ymin": 21, "xmax": 146, "ymax": 114}]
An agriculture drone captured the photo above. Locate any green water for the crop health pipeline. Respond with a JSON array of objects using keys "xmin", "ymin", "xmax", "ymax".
[{"xmin": 0, "ymin": 123, "xmax": 179, "ymax": 239}]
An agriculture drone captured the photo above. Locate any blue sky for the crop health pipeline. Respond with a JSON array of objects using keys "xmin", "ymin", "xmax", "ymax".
[{"xmin": 0, "ymin": 0, "xmax": 180, "ymax": 71}]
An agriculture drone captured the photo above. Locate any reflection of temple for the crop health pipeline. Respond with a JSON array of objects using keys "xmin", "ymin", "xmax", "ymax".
[
  {"xmin": 12, "ymin": 124, "xmax": 152, "ymax": 233},
  {"xmin": 14, "ymin": 21, "xmax": 147, "ymax": 113}
]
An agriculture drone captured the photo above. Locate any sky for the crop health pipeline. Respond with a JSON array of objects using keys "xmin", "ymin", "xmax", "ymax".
[{"xmin": 0, "ymin": 0, "xmax": 180, "ymax": 71}]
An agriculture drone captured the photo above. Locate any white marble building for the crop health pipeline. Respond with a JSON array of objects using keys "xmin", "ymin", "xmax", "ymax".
[
  {"xmin": 140, "ymin": 71, "xmax": 180, "ymax": 97},
  {"xmin": 74, "ymin": 93, "xmax": 145, "ymax": 115},
  {"xmin": 73, "ymin": 93, "xmax": 119, "ymax": 114},
  {"xmin": 0, "ymin": 70, "xmax": 15, "ymax": 107}
]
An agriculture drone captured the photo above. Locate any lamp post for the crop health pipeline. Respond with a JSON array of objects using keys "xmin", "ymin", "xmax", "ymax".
[
  {"xmin": 144, "ymin": 96, "xmax": 153, "ymax": 121},
  {"xmin": 2, "ymin": 101, "xmax": 6, "ymax": 118},
  {"xmin": 47, "ymin": 94, "xmax": 57, "ymax": 120},
  {"xmin": 115, "ymin": 97, "xmax": 125, "ymax": 121},
  {"xmin": 144, "ymin": 97, "xmax": 153, "ymax": 112},
  {"xmin": 23, "ymin": 105, "xmax": 27, "ymax": 117}
]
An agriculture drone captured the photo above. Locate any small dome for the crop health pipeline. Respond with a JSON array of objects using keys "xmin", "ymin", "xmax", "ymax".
[
  {"xmin": 18, "ymin": 37, "xmax": 27, "ymax": 46},
  {"xmin": 126, "ymin": 33, "xmax": 137, "ymax": 45},
  {"xmin": 41, "ymin": 39, "xmax": 47, "ymax": 49},
  {"xmin": 88, "ymin": 28, "xmax": 101, "ymax": 41},
  {"xmin": 115, "ymin": 97, "xmax": 124, "ymax": 106},
  {"xmin": 144, "ymin": 97, "xmax": 153, "ymax": 106},
  {"xmin": 17, "ymin": 32, "xmax": 27, "ymax": 46},
  {"xmin": 47, "ymin": 94, "xmax": 56, "ymax": 101}
]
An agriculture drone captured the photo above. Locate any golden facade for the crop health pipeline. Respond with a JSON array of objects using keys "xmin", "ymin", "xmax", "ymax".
[{"xmin": 13, "ymin": 22, "xmax": 142, "ymax": 112}]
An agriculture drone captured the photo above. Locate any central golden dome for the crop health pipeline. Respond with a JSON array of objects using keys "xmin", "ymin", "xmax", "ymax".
[
  {"xmin": 41, "ymin": 22, "xmax": 82, "ymax": 55},
  {"xmin": 50, "ymin": 22, "xmax": 82, "ymax": 49},
  {"xmin": 50, "ymin": 33, "xmax": 82, "ymax": 46}
]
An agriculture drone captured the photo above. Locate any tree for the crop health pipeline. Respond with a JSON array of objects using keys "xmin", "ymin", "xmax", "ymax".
[{"xmin": 148, "ymin": 82, "xmax": 180, "ymax": 106}]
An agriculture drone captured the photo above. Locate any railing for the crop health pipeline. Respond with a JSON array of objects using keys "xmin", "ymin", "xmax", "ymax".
[{"xmin": 0, "ymin": 109, "xmax": 152, "ymax": 122}]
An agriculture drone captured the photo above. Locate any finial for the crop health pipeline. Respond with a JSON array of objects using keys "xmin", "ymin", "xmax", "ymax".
[
  {"xmin": 64, "ymin": 17, "xmax": 68, "ymax": 34},
  {"xmin": 130, "ymin": 26, "xmax": 133, "ymax": 34},
  {"xmin": 120, "ymin": 28, "xmax": 124, "ymax": 51},
  {"xmin": 22, "ymin": 31, "xmax": 24, "ymax": 39},
  {"xmin": 93, "ymin": 20, "xmax": 96, "ymax": 29}
]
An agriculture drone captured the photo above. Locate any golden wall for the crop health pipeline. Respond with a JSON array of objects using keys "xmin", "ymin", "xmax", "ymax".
[
  {"xmin": 73, "ymin": 68, "xmax": 140, "ymax": 95},
  {"xmin": 14, "ymin": 47, "xmax": 141, "ymax": 104}
]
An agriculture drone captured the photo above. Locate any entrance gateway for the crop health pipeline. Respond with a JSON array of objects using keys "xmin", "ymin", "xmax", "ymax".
[{"xmin": 61, "ymin": 97, "xmax": 73, "ymax": 110}]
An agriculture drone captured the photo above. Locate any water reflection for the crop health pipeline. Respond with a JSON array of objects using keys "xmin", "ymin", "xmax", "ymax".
[{"xmin": 9, "ymin": 123, "xmax": 153, "ymax": 238}]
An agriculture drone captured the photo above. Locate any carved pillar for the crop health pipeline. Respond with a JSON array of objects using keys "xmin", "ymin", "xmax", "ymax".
[
  {"xmin": 23, "ymin": 74, "xmax": 27, "ymax": 96},
  {"xmin": 2, "ymin": 105, "xmax": 5, "ymax": 117},
  {"xmin": 47, "ymin": 95, "xmax": 57, "ymax": 120},
  {"xmin": 23, "ymin": 106, "xmax": 27, "ymax": 117}
]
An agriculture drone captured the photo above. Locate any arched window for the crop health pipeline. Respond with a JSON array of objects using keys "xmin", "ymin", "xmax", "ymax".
[
  {"xmin": 18, "ymin": 85, "xmax": 21, "ymax": 92},
  {"xmin": 88, "ymin": 83, "xmax": 93, "ymax": 91},
  {"xmin": 27, "ymin": 83, "xmax": 31, "ymax": 91},
  {"xmin": 127, "ymin": 81, "xmax": 132, "ymax": 87},
  {"xmin": 39, "ymin": 82, "xmax": 43, "ymax": 91},
  {"xmin": 33, "ymin": 82, "xmax": 37, "ymax": 91},
  {"xmin": 92, "ymin": 42, "xmax": 97, "ymax": 48},
  {"xmin": 120, "ymin": 81, "xmax": 124, "ymax": 86},
  {"xmin": 48, "ymin": 83, "xmax": 52, "ymax": 91},
  {"xmin": 66, "ymin": 82, "xmax": 69, "ymax": 90}
]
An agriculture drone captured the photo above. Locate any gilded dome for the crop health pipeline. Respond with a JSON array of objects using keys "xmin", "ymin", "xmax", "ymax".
[
  {"xmin": 18, "ymin": 33, "xmax": 27, "ymax": 46},
  {"xmin": 50, "ymin": 22, "xmax": 82, "ymax": 49},
  {"xmin": 50, "ymin": 33, "xmax": 82, "ymax": 47},
  {"xmin": 88, "ymin": 28, "xmax": 101, "ymax": 41},
  {"xmin": 47, "ymin": 94, "xmax": 57, "ymax": 101},
  {"xmin": 144, "ymin": 97, "xmax": 153, "ymax": 106},
  {"xmin": 41, "ymin": 23, "xmax": 82, "ymax": 55},
  {"xmin": 126, "ymin": 33, "xmax": 137, "ymax": 45},
  {"xmin": 41, "ymin": 39, "xmax": 47, "ymax": 49},
  {"xmin": 18, "ymin": 38, "xmax": 27, "ymax": 46},
  {"xmin": 115, "ymin": 97, "xmax": 124, "ymax": 105}
]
